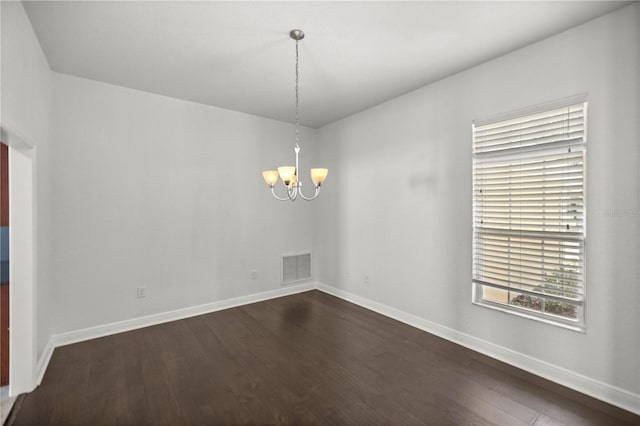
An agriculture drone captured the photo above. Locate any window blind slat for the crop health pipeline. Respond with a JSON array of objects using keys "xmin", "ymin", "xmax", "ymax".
[
  {"xmin": 473, "ymin": 252, "xmax": 583, "ymax": 269},
  {"xmin": 475, "ymin": 152, "xmax": 584, "ymax": 171},
  {"xmin": 475, "ymin": 216, "xmax": 584, "ymax": 224},
  {"xmin": 475, "ymin": 169, "xmax": 583, "ymax": 183},
  {"xmin": 474, "ymin": 105, "xmax": 584, "ymax": 135},
  {"xmin": 475, "ymin": 253, "xmax": 583, "ymax": 274},
  {"xmin": 475, "ymin": 137, "xmax": 584, "ymax": 157},
  {"xmin": 474, "ymin": 246, "xmax": 583, "ymax": 258},
  {"xmin": 474, "ymin": 117, "xmax": 584, "ymax": 142},
  {"xmin": 477, "ymin": 197, "xmax": 583, "ymax": 204},
  {"xmin": 477, "ymin": 201, "xmax": 583, "ymax": 207},
  {"xmin": 477, "ymin": 226, "xmax": 584, "ymax": 233},
  {"xmin": 478, "ymin": 261, "xmax": 583, "ymax": 283},
  {"xmin": 475, "ymin": 130, "xmax": 584, "ymax": 152},
  {"xmin": 477, "ymin": 181, "xmax": 584, "ymax": 191},
  {"xmin": 475, "ymin": 236, "xmax": 585, "ymax": 258},
  {"xmin": 477, "ymin": 188, "xmax": 583, "ymax": 196},
  {"xmin": 475, "ymin": 209, "xmax": 583, "ymax": 216}
]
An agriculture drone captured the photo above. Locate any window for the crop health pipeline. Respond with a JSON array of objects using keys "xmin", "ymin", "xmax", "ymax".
[{"xmin": 472, "ymin": 99, "xmax": 587, "ymax": 330}]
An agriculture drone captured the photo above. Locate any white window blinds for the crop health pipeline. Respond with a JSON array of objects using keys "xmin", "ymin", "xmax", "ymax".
[{"xmin": 472, "ymin": 101, "xmax": 586, "ymax": 327}]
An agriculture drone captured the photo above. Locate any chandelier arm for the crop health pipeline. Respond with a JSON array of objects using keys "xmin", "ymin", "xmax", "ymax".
[
  {"xmin": 270, "ymin": 186, "xmax": 291, "ymax": 201},
  {"xmin": 298, "ymin": 186, "xmax": 321, "ymax": 201},
  {"xmin": 287, "ymin": 185, "xmax": 298, "ymax": 201}
]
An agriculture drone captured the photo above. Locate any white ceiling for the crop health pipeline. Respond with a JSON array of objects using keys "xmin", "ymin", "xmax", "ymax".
[{"xmin": 23, "ymin": 1, "xmax": 631, "ymax": 128}]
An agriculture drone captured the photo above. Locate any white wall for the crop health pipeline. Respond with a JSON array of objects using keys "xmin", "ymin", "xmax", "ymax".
[
  {"xmin": 1, "ymin": 1, "xmax": 54, "ymax": 393},
  {"xmin": 5, "ymin": 0, "xmax": 638, "ymax": 411},
  {"xmin": 51, "ymin": 74, "xmax": 317, "ymax": 334},
  {"xmin": 316, "ymin": 3, "xmax": 640, "ymax": 401}
]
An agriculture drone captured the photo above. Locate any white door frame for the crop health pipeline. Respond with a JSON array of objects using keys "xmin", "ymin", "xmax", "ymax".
[{"xmin": 4, "ymin": 132, "xmax": 37, "ymax": 396}]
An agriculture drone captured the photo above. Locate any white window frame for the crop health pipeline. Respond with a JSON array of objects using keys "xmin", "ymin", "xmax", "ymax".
[{"xmin": 472, "ymin": 96, "xmax": 587, "ymax": 331}]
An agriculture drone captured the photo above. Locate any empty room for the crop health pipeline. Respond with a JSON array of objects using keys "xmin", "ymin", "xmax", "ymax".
[{"xmin": 1, "ymin": 1, "xmax": 639, "ymax": 424}]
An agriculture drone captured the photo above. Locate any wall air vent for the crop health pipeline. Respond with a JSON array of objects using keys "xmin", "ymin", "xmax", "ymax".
[{"xmin": 281, "ymin": 252, "xmax": 312, "ymax": 284}]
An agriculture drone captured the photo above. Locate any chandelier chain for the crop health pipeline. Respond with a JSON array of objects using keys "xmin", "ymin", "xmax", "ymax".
[{"xmin": 295, "ymin": 38, "xmax": 300, "ymax": 148}]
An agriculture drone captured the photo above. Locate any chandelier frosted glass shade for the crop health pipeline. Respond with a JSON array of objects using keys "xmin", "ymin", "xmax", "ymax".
[
  {"xmin": 310, "ymin": 168, "xmax": 329, "ymax": 185},
  {"xmin": 277, "ymin": 166, "xmax": 296, "ymax": 186},
  {"xmin": 262, "ymin": 29, "xmax": 328, "ymax": 202},
  {"xmin": 261, "ymin": 170, "xmax": 279, "ymax": 186}
]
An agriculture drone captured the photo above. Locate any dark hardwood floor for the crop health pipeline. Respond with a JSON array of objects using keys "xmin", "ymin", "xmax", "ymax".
[{"xmin": 8, "ymin": 290, "xmax": 639, "ymax": 425}]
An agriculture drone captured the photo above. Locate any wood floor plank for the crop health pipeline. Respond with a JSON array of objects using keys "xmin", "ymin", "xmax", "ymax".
[
  {"xmin": 9, "ymin": 290, "xmax": 639, "ymax": 425},
  {"xmin": 467, "ymin": 357, "xmax": 634, "ymax": 426},
  {"xmin": 48, "ymin": 343, "xmax": 93, "ymax": 425}
]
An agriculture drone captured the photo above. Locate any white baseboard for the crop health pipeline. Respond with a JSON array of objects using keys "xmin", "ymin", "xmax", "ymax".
[
  {"xmin": 54, "ymin": 282, "xmax": 315, "ymax": 348},
  {"xmin": 36, "ymin": 282, "xmax": 315, "ymax": 386},
  {"xmin": 35, "ymin": 338, "xmax": 55, "ymax": 387},
  {"xmin": 315, "ymin": 282, "xmax": 640, "ymax": 416}
]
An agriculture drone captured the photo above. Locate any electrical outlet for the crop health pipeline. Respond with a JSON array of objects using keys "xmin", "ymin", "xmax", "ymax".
[
  {"xmin": 250, "ymin": 270, "xmax": 257, "ymax": 280},
  {"xmin": 364, "ymin": 274, "xmax": 369, "ymax": 284},
  {"xmin": 136, "ymin": 287, "xmax": 146, "ymax": 298}
]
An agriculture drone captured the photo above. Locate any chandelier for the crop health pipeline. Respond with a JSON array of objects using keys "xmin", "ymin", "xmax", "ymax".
[{"xmin": 262, "ymin": 29, "xmax": 328, "ymax": 201}]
